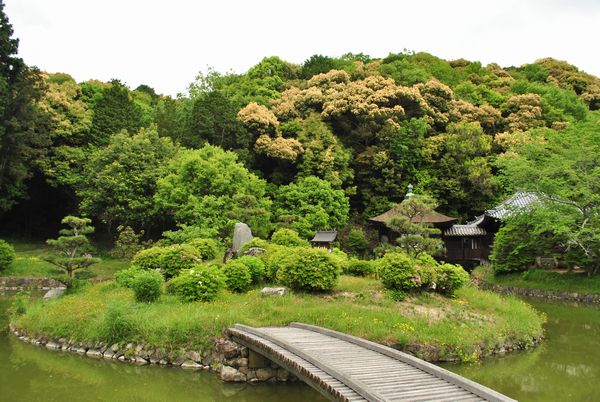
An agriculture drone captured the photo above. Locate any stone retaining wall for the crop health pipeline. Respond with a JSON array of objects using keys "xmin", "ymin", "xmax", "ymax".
[
  {"xmin": 0, "ymin": 277, "xmax": 65, "ymax": 290},
  {"xmin": 478, "ymin": 280, "xmax": 600, "ymax": 304},
  {"xmin": 8, "ymin": 324, "xmax": 296, "ymax": 384}
]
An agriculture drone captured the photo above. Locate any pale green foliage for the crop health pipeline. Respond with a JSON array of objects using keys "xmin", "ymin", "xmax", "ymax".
[
  {"xmin": 276, "ymin": 247, "xmax": 341, "ymax": 291},
  {"xmin": 78, "ymin": 126, "xmax": 177, "ymax": 231},
  {"xmin": 377, "ymin": 252, "xmax": 423, "ymax": 291},
  {"xmin": 222, "ymin": 260, "xmax": 252, "ymax": 293},
  {"xmin": 166, "ymin": 265, "xmax": 225, "ymax": 302},
  {"xmin": 114, "ymin": 266, "xmax": 144, "ymax": 288},
  {"xmin": 274, "ymin": 176, "xmax": 349, "ymax": 238},
  {"xmin": 186, "ymin": 238, "xmax": 219, "ymax": 261},
  {"xmin": 155, "ymin": 145, "xmax": 272, "ymax": 238},
  {"xmin": 0, "ymin": 239, "xmax": 15, "ymax": 272},
  {"xmin": 44, "ymin": 216, "xmax": 100, "ymax": 287},
  {"xmin": 155, "ymin": 244, "xmax": 202, "ymax": 279},
  {"xmin": 436, "ymin": 263, "xmax": 470, "ymax": 296},
  {"xmin": 235, "ymin": 256, "xmax": 265, "ymax": 283},
  {"xmin": 270, "ymin": 228, "xmax": 309, "ymax": 246},
  {"xmin": 346, "ymin": 258, "xmax": 374, "ymax": 277}
]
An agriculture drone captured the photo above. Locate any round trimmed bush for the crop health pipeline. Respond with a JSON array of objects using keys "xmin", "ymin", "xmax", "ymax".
[
  {"xmin": 131, "ymin": 270, "xmax": 164, "ymax": 303},
  {"xmin": 236, "ymin": 256, "xmax": 265, "ymax": 283},
  {"xmin": 131, "ymin": 246, "xmax": 165, "ymax": 271},
  {"xmin": 166, "ymin": 265, "xmax": 225, "ymax": 302},
  {"xmin": 186, "ymin": 238, "xmax": 218, "ymax": 260},
  {"xmin": 222, "ymin": 261, "xmax": 252, "ymax": 293},
  {"xmin": 331, "ymin": 248, "xmax": 350, "ymax": 273},
  {"xmin": 414, "ymin": 253, "xmax": 439, "ymax": 288},
  {"xmin": 276, "ymin": 247, "xmax": 341, "ymax": 291},
  {"xmin": 271, "ymin": 228, "xmax": 309, "ymax": 247},
  {"xmin": 436, "ymin": 263, "xmax": 470, "ymax": 296},
  {"xmin": 376, "ymin": 252, "xmax": 422, "ymax": 291},
  {"xmin": 346, "ymin": 258, "xmax": 374, "ymax": 277},
  {"xmin": 114, "ymin": 267, "xmax": 144, "ymax": 288},
  {"xmin": 0, "ymin": 239, "xmax": 16, "ymax": 272}
]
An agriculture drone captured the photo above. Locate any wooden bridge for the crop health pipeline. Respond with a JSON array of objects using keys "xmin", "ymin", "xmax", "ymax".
[{"xmin": 228, "ymin": 323, "xmax": 515, "ymax": 402}]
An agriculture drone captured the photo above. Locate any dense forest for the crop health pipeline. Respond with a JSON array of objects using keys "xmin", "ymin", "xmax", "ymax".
[{"xmin": 1, "ymin": 4, "xmax": 600, "ymax": 246}]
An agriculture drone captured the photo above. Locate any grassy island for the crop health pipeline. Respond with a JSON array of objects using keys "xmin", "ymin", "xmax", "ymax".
[{"xmin": 12, "ymin": 276, "xmax": 544, "ymax": 363}]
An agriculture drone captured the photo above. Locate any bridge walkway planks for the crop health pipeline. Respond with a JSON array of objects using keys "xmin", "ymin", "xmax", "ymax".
[{"xmin": 227, "ymin": 322, "xmax": 516, "ymax": 402}]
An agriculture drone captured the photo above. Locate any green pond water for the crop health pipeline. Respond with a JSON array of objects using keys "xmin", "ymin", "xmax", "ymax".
[
  {"xmin": 443, "ymin": 299, "xmax": 600, "ymax": 402},
  {"xmin": 2, "ymin": 294, "xmax": 599, "ymax": 402},
  {"xmin": 0, "ymin": 293, "xmax": 326, "ymax": 402}
]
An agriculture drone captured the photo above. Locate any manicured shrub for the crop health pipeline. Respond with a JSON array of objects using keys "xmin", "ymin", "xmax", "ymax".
[
  {"xmin": 166, "ymin": 265, "xmax": 225, "ymax": 302},
  {"xmin": 414, "ymin": 253, "xmax": 439, "ymax": 288},
  {"xmin": 130, "ymin": 270, "xmax": 164, "ymax": 303},
  {"xmin": 0, "ymin": 240, "xmax": 15, "ymax": 272},
  {"xmin": 376, "ymin": 252, "xmax": 422, "ymax": 291},
  {"xmin": 276, "ymin": 247, "xmax": 341, "ymax": 291},
  {"xmin": 236, "ymin": 256, "xmax": 265, "ymax": 283},
  {"xmin": 186, "ymin": 238, "xmax": 219, "ymax": 261},
  {"xmin": 158, "ymin": 244, "xmax": 202, "ymax": 279},
  {"xmin": 114, "ymin": 267, "xmax": 144, "ymax": 288},
  {"xmin": 241, "ymin": 239, "xmax": 292, "ymax": 281},
  {"xmin": 270, "ymin": 228, "xmax": 309, "ymax": 247},
  {"xmin": 346, "ymin": 258, "xmax": 374, "ymax": 277},
  {"xmin": 222, "ymin": 261, "xmax": 252, "ymax": 293},
  {"xmin": 131, "ymin": 246, "xmax": 166, "ymax": 271},
  {"xmin": 436, "ymin": 263, "xmax": 470, "ymax": 296}
]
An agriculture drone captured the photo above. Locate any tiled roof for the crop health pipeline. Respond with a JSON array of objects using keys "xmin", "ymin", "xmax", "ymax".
[
  {"xmin": 485, "ymin": 191, "xmax": 539, "ymax": 220},
  {"xmin": 311, "ymin": 230, "xmax": 337, "ymax": 243},
  {"xmin": 369, "ymin": 209, "xmax": 456, "ymax": 225},
  {"xmin": 444, "ymin": 225, "xmax": 487, "ymax": 237}
]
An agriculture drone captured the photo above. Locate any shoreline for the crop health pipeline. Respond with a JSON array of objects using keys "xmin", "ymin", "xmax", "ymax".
[{"xmin": 476, "ymin": 279, "xmax": 600, "ymax": 304}]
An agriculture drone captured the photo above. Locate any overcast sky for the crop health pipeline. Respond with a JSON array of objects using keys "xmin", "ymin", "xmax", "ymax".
[{"xmin": 5, "ymin": 0, "xmax": 600, "ymax": 96}]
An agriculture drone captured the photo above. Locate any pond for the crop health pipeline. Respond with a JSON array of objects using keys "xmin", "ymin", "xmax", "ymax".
[
  {"xmin": 443, "ymin": 299, "xmax": 600, "ymax": 402},
  {"xmin": 0, "ymin": 293, "xmax": 327, "ymax": 402},
  {"xmin": 3, "ymin": 293, "xmax": 599, "ymax": 402}
]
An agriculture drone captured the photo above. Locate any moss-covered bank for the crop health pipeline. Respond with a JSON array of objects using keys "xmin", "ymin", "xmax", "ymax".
[{"xmin": 11, "ymin": 276, "xmax": 544, "ymax": 363}]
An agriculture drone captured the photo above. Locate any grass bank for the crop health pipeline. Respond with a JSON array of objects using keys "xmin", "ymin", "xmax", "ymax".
[
  {"xmin": 474, "ymin": 265, "xmax": 600, "ymax": 295},
  {"xmin": 12, "ymin": 276, "xmax": 544, "ymax": 363},
  {"xmin": 2, "ymin": 240, "xmax": 128, "ymax": 279}
]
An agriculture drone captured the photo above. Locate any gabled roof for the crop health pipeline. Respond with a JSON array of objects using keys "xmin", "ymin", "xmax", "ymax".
[
  {"xmin": 484, "ymin": 191, "xmax": 539, "ymax": 221},
  {"xmin": 311, "ymin": 230, "xmax": 337, "ymax": 243},
  {"xmin": 444, "ymin": 225, "xmax": 487, "ymax": 237},
  {"xmin": 369, "ymin": 209, "xmax": 456, "ymax": 225}
]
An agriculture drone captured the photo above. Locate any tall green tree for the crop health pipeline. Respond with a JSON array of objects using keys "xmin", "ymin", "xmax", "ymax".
[
  {"xmin": 498, "ymin": 117, "xmax": 600, "ymax": 275},
  {"xmin": 78, "ymin": 126, "xmax": 177, "ymax": 234},
  {"xmin": 0, "ymin": 3, "xmax": 50, "ymax": 213},
  {"xmin": 274, "ymin": 176, "xmax": 349, "ymax": 238},
  {"xmin": 155, "ymin": 145, "xmax": 272, "ymax": 238},
  {"xmin": 89, "ymin": 79, "xmax": 143, "ymax": 145}
]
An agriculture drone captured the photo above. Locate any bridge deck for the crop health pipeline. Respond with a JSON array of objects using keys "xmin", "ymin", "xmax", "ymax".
[{"xmin": 228, "ymin": 323, "xmax": 515, "ymax": 402}]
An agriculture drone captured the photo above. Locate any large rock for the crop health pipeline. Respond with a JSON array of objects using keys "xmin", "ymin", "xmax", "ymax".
[
  {"xmin": 232, "ymin": 222, "xmax": 253, "ymax": 253},
  {"xmin": 261, "ymin": 287, "xmax": 287, "ymax": 296},
  {"xmin": 43, "ymin": 287, "xmax": 66, "ymax": 300},
  {"xmin": 220, "ymin": 365, "xmax": 246, "ymax": 382}
]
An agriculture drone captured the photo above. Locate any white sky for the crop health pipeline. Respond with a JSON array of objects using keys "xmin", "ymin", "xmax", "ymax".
[{"xmin": 5, "ymin": 0, "xmax": 600, "ymax": 96}]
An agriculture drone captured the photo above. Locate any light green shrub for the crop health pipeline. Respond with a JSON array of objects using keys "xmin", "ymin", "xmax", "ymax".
[
  {"xmin": 276, "ymin": 247, "xmax": 341, "ymax": 291},
  {"xmin": 159, "ymin": 244, "xmax": 202, "ymax": 279},
  {"xmin": 0, "ymin": 239, "xmax": 15, "ymax": 272},
  {"xmin": 186, "ymin": 238, "xmax": 219, "ymax": 261},
  {"xmin": 436, "ymin": 263, "xmax": 470, "ymax": 296},
  {"xmin": 222, "ymin": 261, "xmax": 252, "ymax": 293},
  {"xmin": 346, "ymin": 258, "xmax": 374, "ymax": 277},
  {"xmin": 376, "ymin": 252, "xmax": 422, "ymax": 291},
  {"xmin": 131, "ymin": 270, "xmax": 164, "ymax": 303},
  {"xmin": 331, "ymin": 248, "xmax": 350, "ymax": 273},
  {"xmin": 270, "ymin": 228, "xmax": 309, "ymax": 247},
  {"xmin": 166, "ymin": 265, "xmax": 225, "ymax": 302},
  {"xmin": 236, "ymin": 256, "xmax": 265, "ymax": 283},
  {"xmin": 114, "ymin": 267, "xmax": 144, "ymax": 288},
  {"xmin": 131, "ymin": 246, "xmax": 165, "ymax": 271}
]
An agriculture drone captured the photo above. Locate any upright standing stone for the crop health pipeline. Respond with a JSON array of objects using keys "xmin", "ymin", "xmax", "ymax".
[{"xmin": 232, "ymin": 222, "xmax": 253, "ymax": 253}]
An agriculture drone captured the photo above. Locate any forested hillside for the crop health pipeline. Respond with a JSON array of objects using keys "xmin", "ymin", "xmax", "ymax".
[{"xmin": 1, "ymin": 4, "xmax": 599, "ymax": 241}]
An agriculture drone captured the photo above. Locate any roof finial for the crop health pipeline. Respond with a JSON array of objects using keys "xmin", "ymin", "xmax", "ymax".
[{"xmin": 406, "ymin": 184, "xmax": 414, "ymax": 198}]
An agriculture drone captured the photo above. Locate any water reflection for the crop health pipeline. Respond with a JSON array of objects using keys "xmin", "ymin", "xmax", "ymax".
[
  {"xmin": 0, "ymin": 297, "xmax": 326, "ymax": 402},
  {"xmin": 443, "ymin": 299, "xmax": 600, "ymax": 402}
]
